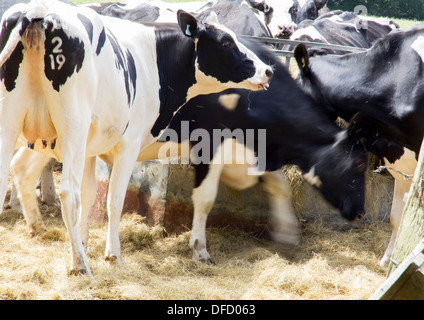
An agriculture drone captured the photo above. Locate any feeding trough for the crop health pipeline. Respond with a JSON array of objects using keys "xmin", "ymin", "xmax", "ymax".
[{"xmin": 90, "ymin": 158, "xmax": 394, "ymax": 237}]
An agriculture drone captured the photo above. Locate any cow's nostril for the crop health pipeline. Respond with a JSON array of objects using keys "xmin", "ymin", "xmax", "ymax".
[{"xmin": 266, "ymin": 68, "xmax": 273, "ymax": 79}]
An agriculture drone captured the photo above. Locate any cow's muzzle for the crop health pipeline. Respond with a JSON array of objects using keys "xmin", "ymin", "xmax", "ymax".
[{"xmin": 257, "ymin": 67, "xmax": 273, "ymax": 90}]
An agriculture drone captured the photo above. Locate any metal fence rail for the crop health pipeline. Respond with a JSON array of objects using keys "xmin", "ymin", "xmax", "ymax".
[{"xmin": 241, "ymin": 35, "xmax": 368, "ymax": 57}]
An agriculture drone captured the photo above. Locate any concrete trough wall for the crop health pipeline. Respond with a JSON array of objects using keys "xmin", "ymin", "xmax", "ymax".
[{"xmin": 90, "ymin": 159, "xmax": 394, "ymax": 237}]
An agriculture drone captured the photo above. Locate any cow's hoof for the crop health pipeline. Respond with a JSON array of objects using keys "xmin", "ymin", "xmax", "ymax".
[
  {"xmin": 105, "ymin": 254, "xmax": 124, "ymax": 266},
  {"xmin": 28, "ymin": 224, "xmax": 47, "ymax": 237},
  {"xmin": 192, "ymin": 249, "xmax": 213, "ymax": 265},
  {"xmin": 105, "ymin": 255, "xmax": 117, "ymax": 264},
  {"xmin": 271, "ymin": 230, "xmax": 301, "ymax": 246},
  {"xmin": 69, "ymin": 268, "xmax": 90, "ymax": 276},
  {"xmin": 191, "ymin": 239, "xmax": 214, "ymax": 264},
  {"xmin": 198, "ymin": 257, "xmax": 214, "ymax": 265}
]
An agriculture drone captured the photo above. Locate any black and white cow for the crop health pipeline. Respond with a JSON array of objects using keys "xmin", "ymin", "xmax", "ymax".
[
  {"xmin": 198, "ymin": 0, "xmax": 271, "ymax": 37},
  {"xmin": 86, "ymin": 0, "xmax": 272, "ymax": 38},
  {"xmin": 0, "ymin": 0, "xmax": 72, "ymax": 18},
  {"xmin": 1, "ymin": 1, "xmax": 71, "ymax": 210},
  {"xmin": 84, "ymin": 0, "xmax": 215, "ymax": 24},
  {"xmin": 86, "ymin": 0, "xmax": 328, "ymax": 39},
  {"xmin": 248, "ymin": 0, "xmax": 328, "ymax": 38},
  {"xmin": 285, "ymin": 11, "xmax": 398, "ymax": 55},
  {"xmin": 294, "ymin": 25, "xmax": 424, "ymax": 267},
  {"xmin": 295, "ymin": 0, "xmax": 328, "ymax": 23},
  {"xmin": 0, "ymin": 0, "xmax": 273, "ymax": 275},
  {"xmin": 135, "ymin": 38, "xmax": 368, "ymax": 263}
]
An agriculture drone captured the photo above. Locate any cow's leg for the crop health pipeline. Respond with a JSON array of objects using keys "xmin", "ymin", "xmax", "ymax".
[
  {"xmin": 8, "ymin": 183, "xmax": 21, "ymax": 210},
  {"xmin": 0, "ymin": 131, "xmax": 21, "ymax": 214},
  {"xmin": 262, "ymin": 170, "xmax": 300, "ymax": 245},
  {"xmin": 11, "ymin": 148, "xmax": 50, "ymax": 235},
  {"xmin": 379, "ymin": 177, "xmax": 412, "ymax": 267},
  {"xmin": 80, "ymin": 156, "xmax": 97, "ymax": 248},
  {"xmin": 0, "ymin": 91, "xmax": 27, "ymax": 213},
  {"xmin": 52, "ymin": 107, "xmax": 91, "ymax": 275},
  {"xmin": 104, "ymin": 144, "xmax": 141, "ymax": 266},
  {"xmin": 59, "ymin": 145, "xmax": 91, "ymax": 275},
  {"xmin": 40, "ymin": 159, "xmax": 59, "ymax": 206},
  {"xmin": 190, "ymin": 163, "xmax": 224, "ymax": 264},
  {"xmin": 9, "ymin": 158, "xmax": 58, "ymax": 210}
]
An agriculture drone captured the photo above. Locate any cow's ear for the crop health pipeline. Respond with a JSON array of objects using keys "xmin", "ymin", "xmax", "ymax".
[
  {"xmin": 247, "ymin": 0, "xmax": 270, "ymax": 13},
  {"xmin": 294, "ymin": 44, "xmax": 310, "ymax": 74},
  {"xmin": 177, "ymin": 10, "xmax": 199, "ymax": 38},
  {"xmin": 202, "ymin": 11, "xmax": 219, "ymax": 26},
  {"xmin": 246, "ymin": 0, "xmax": 261, "ymax": 9},
  {"xmin": 315, "ymin": 0, "xmax": 328, "ymax": 11}
]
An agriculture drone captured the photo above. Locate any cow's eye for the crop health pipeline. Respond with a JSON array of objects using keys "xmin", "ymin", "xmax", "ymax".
[{"xmin": 222, "ymin": 40, "xmax": 234, "ymax": 49}]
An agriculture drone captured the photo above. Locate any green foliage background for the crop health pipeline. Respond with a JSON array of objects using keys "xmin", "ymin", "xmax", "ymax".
[{"xmin": 329, "ymin": 0, "xmax": 424, "ymax": 21}]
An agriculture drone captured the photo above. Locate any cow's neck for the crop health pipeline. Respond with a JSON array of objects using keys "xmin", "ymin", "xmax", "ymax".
[
  {"xmin": 308, "ymin": 32, "xmax": 424, "ymax": 126},
  {"xmin": 265, "ymin": 134, "xmax": 333, "ymax": 174},
  {"xmin": 150, "ymin": 28, "xmax": 196, "ymax": 137},
  {"xmin": 309, "ymin": 49, "xmax": 424, "ymax": 158},
  {"xmin": 309, "ymin": 53, "xmax": 391, "ymax": 122}
]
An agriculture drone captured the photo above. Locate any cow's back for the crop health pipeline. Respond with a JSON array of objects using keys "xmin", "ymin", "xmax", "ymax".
[
  {"xmin": 0, "ymin": 0, "xmax": 73, "ymax": 19},
  {"xmin": 0, "ymin": 1, "xmax": 152, "ymax": 158}
]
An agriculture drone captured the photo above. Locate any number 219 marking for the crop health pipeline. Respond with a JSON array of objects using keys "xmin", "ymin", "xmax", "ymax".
[{"xmin": 49, "ymin": 36, "xmax": 66, "ymax": 70}]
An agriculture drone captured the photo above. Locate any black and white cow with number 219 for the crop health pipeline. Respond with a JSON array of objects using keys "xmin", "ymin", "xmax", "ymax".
[{"xmin": 0, "ymin": 0, "xmax": 273, "ymax": 275}]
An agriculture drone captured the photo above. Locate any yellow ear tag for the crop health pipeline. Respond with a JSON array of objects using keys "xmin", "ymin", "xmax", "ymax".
[{"xmin": 301, "ymin": 57, "xmax": 306, "ymax": 68}]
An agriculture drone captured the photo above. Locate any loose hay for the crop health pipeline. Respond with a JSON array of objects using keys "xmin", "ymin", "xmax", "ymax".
[
  {"xmin": 0, "ymin": 205, "xmax": 390, "ymax": 299},
  {"xmin": 282, "ymin": 163, "xmax": 393, "ymax": 222},
  {"xmin": 0, "ymin": 163, "xmax": 391, "ymax": 300}
]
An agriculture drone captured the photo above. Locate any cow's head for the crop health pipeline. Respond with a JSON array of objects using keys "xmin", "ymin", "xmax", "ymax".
[
  {"xmin": 293, "ymin": 43, "xmax": 337, "ymax": 116},
  {"xmin": 249, "ymin": 0, "xmax": 328, "ymax": 38},
  {"xmin": 249, "ymin": 0, "xmax": 299, "ymax": 38},
  {"xmin": 296, "ymin": 0, "xmax": 328, "ymax": 24},
  {"xmin": 178, "ymin": 10, "xmax": 273, "ymax": 93},
  {"xmin": 304, "ymin": 131, "xmax": 367, "ymax": 221}
]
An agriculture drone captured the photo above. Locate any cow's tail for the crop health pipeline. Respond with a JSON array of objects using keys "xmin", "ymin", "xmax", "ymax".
[
  {"xmin": 0, "ymin": 21, "xmax": 27, "ymax": 67},
  {"xmin": 0, "ymin": 1, "xmax": 50, "ymax": 67}
]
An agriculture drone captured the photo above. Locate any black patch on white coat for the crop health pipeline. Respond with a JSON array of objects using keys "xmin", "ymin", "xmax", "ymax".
[
  {"xmin": 106, "ymin": 31, "xmax": 137, "ymax": 106},
  {"xmin": 150, "ymin": 21, "xmax": 260, "ymax": 137},
  {"xmin": 0, "ymin": 11, "xmax": 26, "ymax": 91},
  {"xmin": 77, "ymin": 13, "xmax": 93, "ymax": 44},
  {"xmin": 196, "ymin": 25, "xmax": 255, "ymax": 83},
  {"xmin": 0, "ymin": 41, "xmax": 23, "ymax": 92},
  {"xmin": 43, "ymin": 14, "xmax": 85, "ymax": 92},
  {"xmin": 201, "ymin": 0, "xmax": 272, "ymax": 37},
  {"xmin": 150, "ymin": 25, "xmax": 196, "ymax": 137},
  {"xmin": 0, "ymin": 11, "xmax": 22, "ymax": 52},
  {"xmin": 96, "ymin": 27, "xmax": 106, "ymax": 55},
  {"xmin": 101, "ymin": 2, "xmax": 160, "ymax": 23},
  {"xmin": 194, "ymin": 163, "xmax": 210, "ymax": 188}
]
